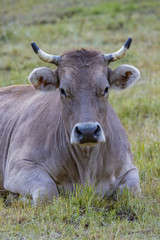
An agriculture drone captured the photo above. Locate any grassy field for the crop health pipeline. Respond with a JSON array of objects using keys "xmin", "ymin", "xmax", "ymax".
[{"xmin": 0, "ymin": 0, "xmax": 160, "ymax": 239}]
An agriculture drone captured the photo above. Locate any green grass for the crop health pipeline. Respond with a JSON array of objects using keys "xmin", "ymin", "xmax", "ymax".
[
  {"xmin": 0, "ymin": 0, "xmax": 160, "ymax": 239},
  {"xmin": 0, "ymin": 187, "xmax": 159, "ymax": 239}
]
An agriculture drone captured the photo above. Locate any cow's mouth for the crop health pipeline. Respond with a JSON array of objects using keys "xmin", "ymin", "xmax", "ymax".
[{"xmin": 70, "ymin": 122, "xmax": 106, "ymax": 146}]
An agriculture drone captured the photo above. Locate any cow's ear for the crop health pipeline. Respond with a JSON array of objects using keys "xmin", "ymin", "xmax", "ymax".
[
  {"xmin": 108, "ymin": 64, "xmax": 140, "ymax": 90},
  {"xmin": 28, "ymin": 67, "xmax": 59, "ymax": 91}
]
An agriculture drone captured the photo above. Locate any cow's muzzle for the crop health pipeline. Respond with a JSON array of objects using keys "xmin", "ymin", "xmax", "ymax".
[{"xmin": 70, "ymin": 122, "xmax": 106, "ymax": 146}]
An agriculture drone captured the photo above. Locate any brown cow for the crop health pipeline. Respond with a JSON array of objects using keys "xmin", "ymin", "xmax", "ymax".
[{"xmin": 0, "ymin": 38, "xmax": 141, "ymax": 205}]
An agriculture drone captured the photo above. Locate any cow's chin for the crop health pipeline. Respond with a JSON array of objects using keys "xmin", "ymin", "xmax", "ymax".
[
  {"xmin": 70, "ymin": 136, "xmax": 106, "ymax": 147},
  {"xmin": 71, "ymin": 142, "xmax": 98, "ymax": 147}
]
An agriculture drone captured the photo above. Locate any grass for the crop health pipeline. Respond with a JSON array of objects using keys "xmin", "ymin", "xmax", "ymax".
[
  {"xmin": 0, "ymin": 0, "xmax": 160, "ymax": 239},
  {"xmin": 0, "ymin": 187, "xmax": 159, "ymax": 239}
]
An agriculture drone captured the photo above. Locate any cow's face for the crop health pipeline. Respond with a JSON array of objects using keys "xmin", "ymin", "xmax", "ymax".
[
  {"xmin": 29, "ymin": 49, "xmax": 140, "ymax": 146},
  {"xmin": 58, "ymin": 50, "xmax": 109, "ymax": 146}
]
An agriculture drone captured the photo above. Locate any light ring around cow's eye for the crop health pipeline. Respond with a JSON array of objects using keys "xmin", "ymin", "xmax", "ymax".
[
  {"xmin": 102, "ymin": 87, "xmax": 109, "ymax": 97},
  {"xmin": 59, "ymin": 88, "xmax": 67, "ymax": 98}
]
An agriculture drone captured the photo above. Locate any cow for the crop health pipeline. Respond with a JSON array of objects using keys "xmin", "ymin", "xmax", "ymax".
[{"xmin": 0, "ymin": 38, "xmax": 141, "ymax": 205}]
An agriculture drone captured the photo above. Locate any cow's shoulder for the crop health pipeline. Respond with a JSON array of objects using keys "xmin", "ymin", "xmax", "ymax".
[
  {"xmin": 106, "ymin": 102, "xmax": 131, "ymax": 163},
  {"xmin": 107, "ymin": 102, "xmax": 129, "ymax": 141}
]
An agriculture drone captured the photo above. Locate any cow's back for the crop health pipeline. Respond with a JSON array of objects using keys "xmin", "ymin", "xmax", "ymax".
[{"xmin": 0, "ymin": 85, "xmax": 37, "ymax": 191}]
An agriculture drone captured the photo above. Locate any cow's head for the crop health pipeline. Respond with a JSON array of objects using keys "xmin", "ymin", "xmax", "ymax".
[{"xmin": 28, "ymin": 38, "xmax": 140, "ymax": 146}]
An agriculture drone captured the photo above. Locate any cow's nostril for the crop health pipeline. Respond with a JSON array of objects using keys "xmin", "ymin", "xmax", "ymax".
[
  {"xmin": 94, "ymin": 125, "xmax": 101, "ymax": 139},
  {"xmin": 75, "ymin": 126, "xmax": 83, "ymax": 140}
]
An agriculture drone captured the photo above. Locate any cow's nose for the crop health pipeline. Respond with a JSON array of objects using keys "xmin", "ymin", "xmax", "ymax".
[
  {"xmin": 75, "ymin": 123, "xmax": 100, "ymax": 142},
  {"xmin": 70, "ymin": 122, "xmax": 106, "ymax": 145}
]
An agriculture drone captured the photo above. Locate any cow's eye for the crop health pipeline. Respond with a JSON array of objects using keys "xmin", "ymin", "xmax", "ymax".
[
  {"xmin": 102, "ymin": 87, "xmax": 109, "ymax": 97},
  {"xmin": 59, "ymin": 88, "xmax": 67, "ymax": 98}
]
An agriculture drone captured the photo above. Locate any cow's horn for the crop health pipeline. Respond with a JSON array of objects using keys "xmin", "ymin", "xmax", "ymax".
[
  {"xmin": 103, "ymin": 37, "xmax": 132, "ymax": 63},
  {"xmin": 31, "ymin": 42, "xmax": 61, "ymax": 66}
]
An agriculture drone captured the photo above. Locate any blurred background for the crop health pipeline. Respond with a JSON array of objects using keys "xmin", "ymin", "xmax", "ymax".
[{"xmin": 0, "ymin": 0, "xmax": 159, "ymax": 85}]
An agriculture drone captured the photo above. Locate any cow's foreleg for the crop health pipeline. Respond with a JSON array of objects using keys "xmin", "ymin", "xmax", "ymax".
[
  {"xmin": 114, "ymin": 167, "xmax": 141, "ymax": 199},
  {"xmin": 4, "ymin": 165, "xmax": 59, "ymax": 205}
]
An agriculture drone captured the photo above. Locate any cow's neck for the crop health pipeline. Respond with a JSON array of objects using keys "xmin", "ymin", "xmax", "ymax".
[
  {"xmin": 72, "ymin": 144, "xmax": 104, "ymax": 185},
  {"xmin": 60, "ymin": 121, "xmax": 104, "ymax": 184}
]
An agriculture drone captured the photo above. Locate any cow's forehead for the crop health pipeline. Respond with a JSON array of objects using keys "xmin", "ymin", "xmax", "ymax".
[
  {"xmin": 59, "ymin": 49, "xmax": 106, "ymax": 68},
  {"xmin": 58, "ymin": 64, "xmax": 107, "ymax": 85},
  {"xmin": 58, "ymin": 66, "xmax": 108, "ymax": 95},
  {"xmin": 58, "ymin": 49, "xmax": 107, "ymax": 83}
]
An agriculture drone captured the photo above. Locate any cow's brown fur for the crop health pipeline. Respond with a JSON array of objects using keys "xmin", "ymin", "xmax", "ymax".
[{"xmin": 0, "ymin": 49, "xmax": 140, "ymax": 204}]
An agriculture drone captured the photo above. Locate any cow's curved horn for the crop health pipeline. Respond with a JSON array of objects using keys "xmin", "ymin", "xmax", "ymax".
[
  {"xmin": 103, "ymin": 37, "xmax": 132, "ymax": 63},
  {"xmin": 31, "ymin": 42, "xmax": 61, "ymax": 66}
]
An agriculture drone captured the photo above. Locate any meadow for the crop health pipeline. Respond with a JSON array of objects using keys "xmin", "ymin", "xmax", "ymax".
[{"xmin": 0, "ymin": 0, "xmax": 160, "ymax": 239}]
